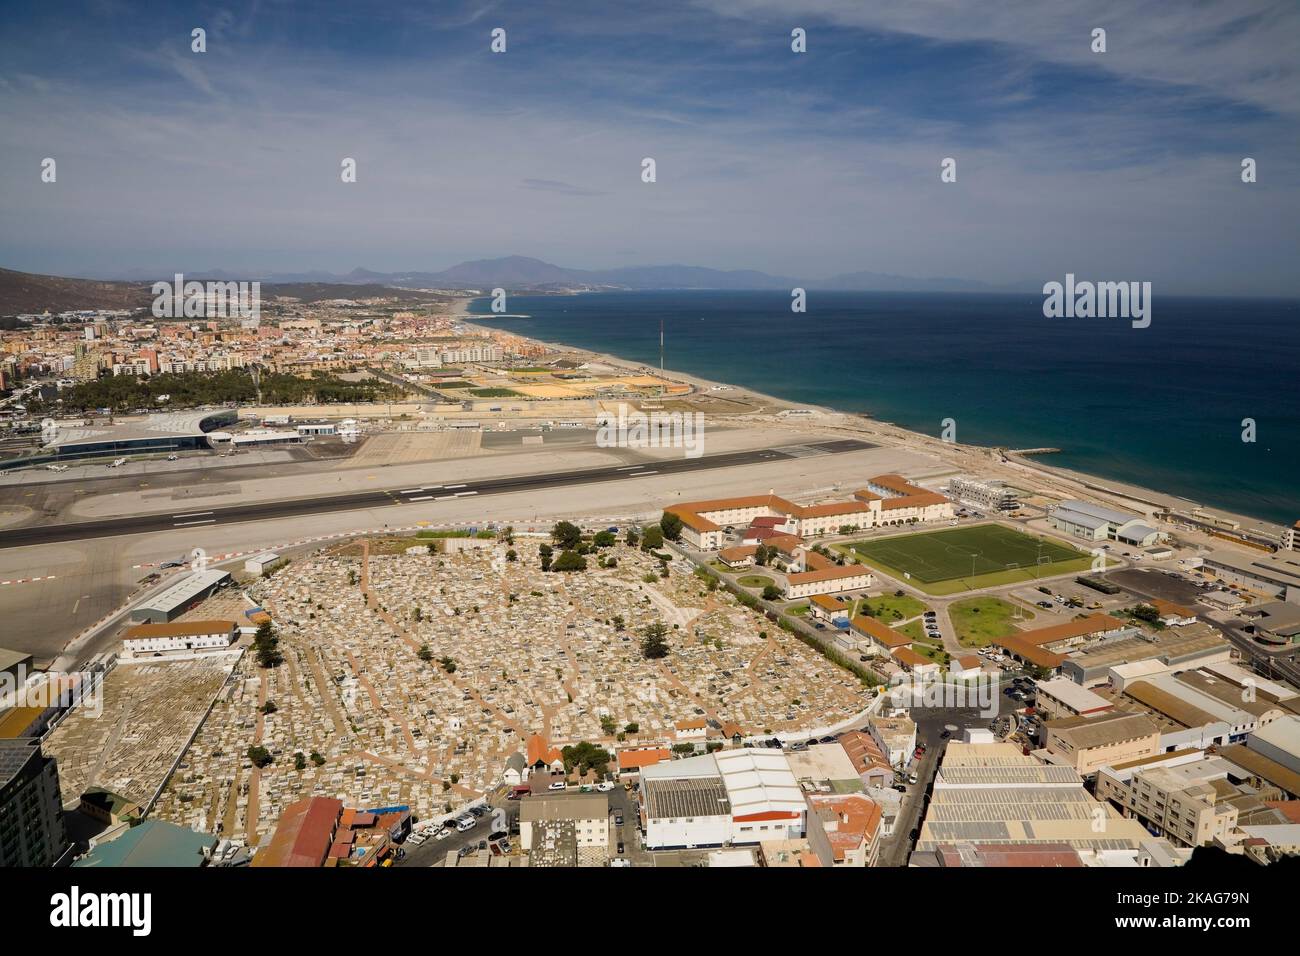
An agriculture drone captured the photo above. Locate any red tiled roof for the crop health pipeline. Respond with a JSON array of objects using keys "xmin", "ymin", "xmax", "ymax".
[
  {"xmin": 617, "ymin": 747, "xmax": 672, "ymax": 771},
  {"xmin": 850, "ymin": 615, "xmax": 911, "ymax": 648}
]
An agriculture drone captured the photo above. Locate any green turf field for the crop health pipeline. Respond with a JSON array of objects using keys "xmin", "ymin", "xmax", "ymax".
[{"xmin": 847, "ymin": 525, "xmax": 1092, "ymax": 594}]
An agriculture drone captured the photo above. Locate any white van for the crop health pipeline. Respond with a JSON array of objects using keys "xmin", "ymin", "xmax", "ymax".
[{"xmin": 455, "ymin": 816, "xmax": 475, "ymax": 832}]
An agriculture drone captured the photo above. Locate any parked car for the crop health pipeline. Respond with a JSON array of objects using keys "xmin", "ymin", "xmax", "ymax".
[{"xmin": 548, "ymin": 781, "xmax": 566, "ymax": 791}]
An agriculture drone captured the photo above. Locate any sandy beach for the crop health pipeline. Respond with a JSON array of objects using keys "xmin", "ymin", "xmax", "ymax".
[{"xmin": 456, "ymin": 299, "xmax": 1287, "ymax": 541}]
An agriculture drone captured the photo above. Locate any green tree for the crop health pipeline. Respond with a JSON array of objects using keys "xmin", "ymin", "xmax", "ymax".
[
  {"xmin": 254, "ymin": 620, "xmax": 283, "ymax": 669},
  {"xmin": 551, "ymin": 550, "xmax": 588, "ymax": 572},
  {"xmin": 560, "ymin": 741, "xmax": 611, "ymax": 776},
  {"xmin": 418, "ymin": 644, "xmax": 433, "ymax": 662},
  {"xmin": 659, "ymin": 512, "xmax": 684, "ymax": 541},
  {"xmin": 551, "ymin": 521, "xmax": 582, "ymax": 550},
  {"xmin": 641, "ymin": 621, "xmax": 671, "ymax": 660},
  {"xmin": 762, "ymin": 584, "xmax": 782, "ymax": 601},
  {"xmin": 247, "ymin": 746, "xmax": 273, "ymax": 768},
  {"xmin": 641, "ymin": 525, "xmax": 664, "ymax": 551},
  {"xmin": 625, "ymin": 527, "xmax": 639, "ymax": 548}
]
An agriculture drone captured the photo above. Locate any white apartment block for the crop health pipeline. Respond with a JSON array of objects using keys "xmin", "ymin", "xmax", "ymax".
[{"xmin": 947, "ymin": 476, "xmax": 1020, "ymax": 512}]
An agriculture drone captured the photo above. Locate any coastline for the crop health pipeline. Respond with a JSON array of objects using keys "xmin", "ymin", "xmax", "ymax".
[{"xmin": 454, "ymin": 297, "xmax": 1287, "ymax": 539}]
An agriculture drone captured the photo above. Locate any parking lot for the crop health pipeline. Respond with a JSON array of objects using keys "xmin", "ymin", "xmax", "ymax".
[{"xmin": 397, "ymin": 800, "xmax": 517, "ymax": 867}]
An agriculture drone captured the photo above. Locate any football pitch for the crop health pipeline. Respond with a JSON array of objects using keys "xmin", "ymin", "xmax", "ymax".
[{"xmin": 848, "ymin": 524, "xmax": 1091, "ymax": 592}]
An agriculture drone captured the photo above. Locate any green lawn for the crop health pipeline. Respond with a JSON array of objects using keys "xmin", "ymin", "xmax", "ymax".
[
  {"xmin": 949, "ymin": 596, "xmax": 1032, "ymax": 648},
  {"xmin": 897, "ymin": 619, "xmax": 927, "ymax": 643},
  {"xmin": 736, "ymin": 575, "xmax": 774, "ymax": 589},
  {"xmin": 855, "ymin": 593, "xmax": 927, "ymax": 623},
  {"xmin": 911, "ymin": 639, "xmax": 948, "ymax": 663},
  {"xmin": 846, "ymin": 525, "xmax": 1094, "ymax": 595}
]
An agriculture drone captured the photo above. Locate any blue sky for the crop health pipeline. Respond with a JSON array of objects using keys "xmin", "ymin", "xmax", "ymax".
[{"xmin": 1, "ymin": 0, "xmax": 1297, "ymax": 294}]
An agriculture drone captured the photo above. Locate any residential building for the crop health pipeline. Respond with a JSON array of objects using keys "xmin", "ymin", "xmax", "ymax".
[
  {"xmin": 519, "ymin": 792, "xmax": 610, "ymax": 855},
  {"xmin": 805, "ymin": 793, "xmax": 883, "ymax": 867},
  {"xmin": 947, "ymin": 476, "xmax": 1021, "ymax": 512},
  {"xmin": 1095, "ymin": 752, "xmax": 1244, "ymax": 848},
  {"xmin": 0, "ymin": 737, "xmax": 69, "ymax": 867},
  {"xmin": 868, "ymin": 715, "xmax": 917, "ymax": 769}
]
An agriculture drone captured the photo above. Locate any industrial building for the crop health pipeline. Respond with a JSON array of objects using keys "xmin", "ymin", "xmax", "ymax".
[
  {"xmin": 640, "ymin": 748, "xmax": 805, "ymax": 850},
  {"xmin": 243, "ymin": 552, "xmax": 282, "ymax": 576},
  {"xmin": 1047, "ymin": 500, "xmax": 1164, "ymax": 547},
  {"xmin": 1041, "ymin": 711, "xmax": 1162, "ymax": 774},
  {"xmin": 1061, "ymin": 622, "xmax": 1232, "ymax": 688},
  {"xmin": 911, "ymin": 742, "xmax": 1185, "ymax": 865},
  {"xmin": 73, "ymin": 819, "xmax": 217, "ymax": 868},
  {"xmin": 1241, "ymin": 602, "xmax": 1300, "ymax": 645},
  {"xmin": 1247, "ymin": 715, "xmax": 1300, "ymax": 776},
  {"xmin": 1201, "ymin": 549, "xmax": 1300, "ymax": 602},
  {"xmin": 130, "ymin": 570, "xmax": 232, "ymax": 623},
  {"xmin": 1034, "ymin": 678, "xmax": 1114, "ymax": 720}
]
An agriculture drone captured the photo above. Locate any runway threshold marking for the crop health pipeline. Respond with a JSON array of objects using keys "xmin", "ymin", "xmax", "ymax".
[
  {"xmin": 172, "ymin": 511, "xmax": 213, "ymax": 519},
  {"xmin": 174, "ymin": 519, "xmax": 217, "ymax": 527}
]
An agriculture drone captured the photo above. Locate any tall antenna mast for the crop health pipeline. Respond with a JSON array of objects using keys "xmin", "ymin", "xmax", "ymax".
[{"xmin": 659, "ymin": 319, "xmax": 665, "ymax": 397}]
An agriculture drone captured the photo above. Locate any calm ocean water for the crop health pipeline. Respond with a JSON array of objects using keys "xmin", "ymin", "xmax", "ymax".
[{"xmin": 471, "ymin": 291, "xmax": 1300, "ymax": 525}]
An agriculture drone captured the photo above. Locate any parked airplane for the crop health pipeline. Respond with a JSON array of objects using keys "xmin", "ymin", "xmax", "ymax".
[
  {"xmin": 108, "ymin": 457, "xmax": 127, "ymax": 468},
  {"xmin": 46, "ymin": 463, "xmax": 69, "ymax": 472}
]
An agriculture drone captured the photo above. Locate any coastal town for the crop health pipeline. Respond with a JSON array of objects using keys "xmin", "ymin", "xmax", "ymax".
[{"xmin": 2, "ymin": 292, "xmax": 1299, "ymax": 873}]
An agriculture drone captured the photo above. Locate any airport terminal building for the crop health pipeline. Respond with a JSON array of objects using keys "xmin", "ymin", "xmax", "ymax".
[{"xmin": 2, "ymin": 409, "xmax": 237, "ymax": 470}]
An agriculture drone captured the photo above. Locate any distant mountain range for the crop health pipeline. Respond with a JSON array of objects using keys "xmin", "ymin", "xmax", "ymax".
[
  {"xmin": 2, "ymin": 256, "xmax": 996, "ymax": 314},
  {"xmin": 181, "ymin": 256, "xmax": 995, "ymax": 293}
]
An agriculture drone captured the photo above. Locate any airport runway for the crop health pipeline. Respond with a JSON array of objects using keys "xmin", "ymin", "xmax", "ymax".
[{"xmin": 0, "ymin": 439, "xmax": 873, "ymax": 549}]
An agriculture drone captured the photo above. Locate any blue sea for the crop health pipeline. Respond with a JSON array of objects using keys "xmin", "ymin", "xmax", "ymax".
[{"xmin": 470, "ymin": 291, "xmax": 1299, "ymax": 526}]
